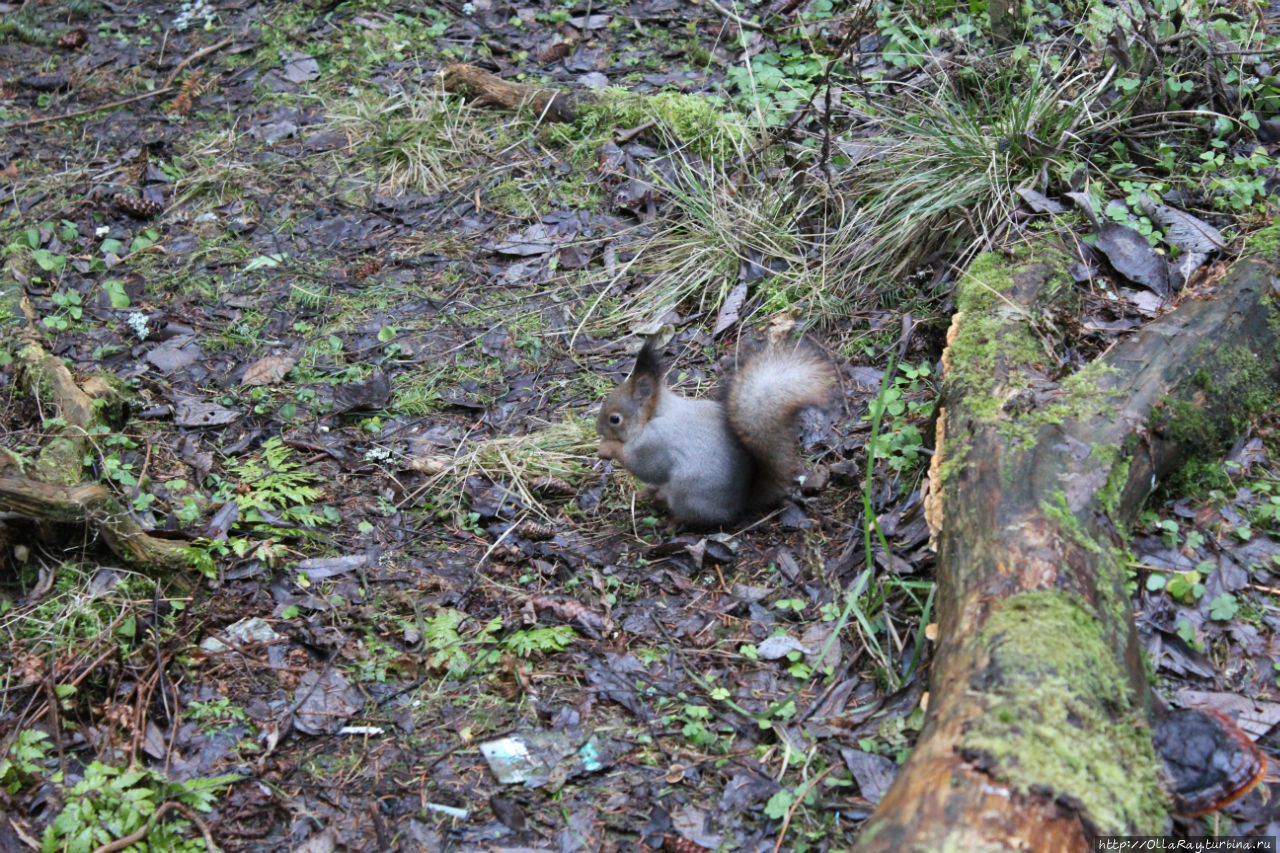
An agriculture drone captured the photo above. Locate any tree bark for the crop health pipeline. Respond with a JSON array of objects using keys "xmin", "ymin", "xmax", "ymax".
[
  {"xmin": 442, "ymin": 64, "xmax": 586, "ymax": 122},
  {"xmin": 0, "ymin": 477, "xmax": 190, "ymax": 570},
  {"xmin": 854, "ymin": 250, "xmax": 1280, "ymax": 851}
]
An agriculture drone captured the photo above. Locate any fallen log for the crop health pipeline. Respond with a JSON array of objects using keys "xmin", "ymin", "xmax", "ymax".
[
  {"xmin": 854, "ymin": 246, "xmax": 1280, "ymax": 850},
  {"xmin": 442, "ymin": 63, "xmax": 585, "ymax": 122},
  {"xmin": 0, "ymin": 476, "xmax": 189, "ymax": 570},
  {"xmin": 0, "ymin": 265, "xmax": 193, "ymax": 579}
]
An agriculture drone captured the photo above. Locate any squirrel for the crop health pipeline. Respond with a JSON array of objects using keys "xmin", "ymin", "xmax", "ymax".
[{"xmin": 596, "ymin": 338, "xmax": 834, "ymax": 526}]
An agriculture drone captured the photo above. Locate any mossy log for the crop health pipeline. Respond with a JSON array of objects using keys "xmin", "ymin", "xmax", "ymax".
[
  {"xmin": 854, "ymin": 251, "xmax": 1280, "ymax": 851},
  {"xmin": 442, "ymin": 63, "xmax": 586, "ymax": 122},
  {"xmin": 1, "ymin": 285, "xmax": 190, "ymax": 580},
  {"xmin": 0, "ymin": 477, "xmax": 189, "ymax": 571}
]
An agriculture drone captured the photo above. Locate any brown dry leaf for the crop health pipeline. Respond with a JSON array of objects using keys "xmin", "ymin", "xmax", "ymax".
[
  {"xmin": 407, "ymin": 454, "xmax": 450, "ymax": 475},
  {"xmin": 713, "ymin": 282, "xmax": 747, "ymax": 335},
  {"xmin": 242, "ymin": 355, "xmax": 296, "ymax": 386},
  {"xmin": 166, "ymin": 92, "xmax": 194, "ymax": 116}
]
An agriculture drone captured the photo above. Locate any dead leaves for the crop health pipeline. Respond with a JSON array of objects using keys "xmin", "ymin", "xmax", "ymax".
[{"xmin": 241, "ymin": 355, "xmax": 296, "ymax": 387}]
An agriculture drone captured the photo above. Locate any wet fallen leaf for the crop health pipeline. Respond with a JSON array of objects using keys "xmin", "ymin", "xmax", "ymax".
[
  {"xmin": 756, "ymin": 635, "xmax": 810, "ymax": 660},
  {"xmin": 282, "ymin": 52, "xmax": 320, "ymax": 83},
  {"xmin": 713, "ymin": 282, "xmax": 747, "ymax": 335},
  {"xmin": 1015, "ymin": 187, "xmax": 1066, "ymax": 214},
  {"xmin": 174, "ymin": 397, "xmax": 240, "ymax": 427},
  {"xmin": 1139, "ymin": 194, "xmax": 1226, "ymax": 253},
  {"xmin": 1096, "ymin": 222, "xmax": 1170, "ymax": 296},
  {"xmin": 242, "ymin": 354, "xmax": 296, "ymax": 386},
  {"xmin": 293, "ymin": 668, "xmax": 362, "ymax": 735}
]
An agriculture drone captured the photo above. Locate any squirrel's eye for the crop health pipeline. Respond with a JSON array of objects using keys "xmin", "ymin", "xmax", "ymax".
[{"xmin": 608, "ymin": 413, "xmax": 622, "ymax": 426}]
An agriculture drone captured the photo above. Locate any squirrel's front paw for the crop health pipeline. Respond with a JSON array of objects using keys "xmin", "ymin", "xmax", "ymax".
[{"xmin": 640, "ymin": 484, "xmax": 669, "ymax": 505}]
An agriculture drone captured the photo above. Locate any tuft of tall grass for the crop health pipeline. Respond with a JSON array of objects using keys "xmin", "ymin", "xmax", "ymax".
[
  {"xmin": 599, "ymin": 57, "xmax": 1119, "ymax": 330},
  {"xmin": 587, "ymin": 128, "xmax": 866, "ymax": 333},
  {"xmin": 842, "ymin": 62, "xmax": 1112, "ymax": 286},
  {"xmin": 406, "ymin": 416, "xmax": 598, "ymax": 523},
  {"xmin": 328, "ymin": 84, "xmax": 508, "ymax": 195}
]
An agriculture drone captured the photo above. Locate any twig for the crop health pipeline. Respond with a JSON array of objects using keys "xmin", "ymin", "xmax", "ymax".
[
  {"xmin": 163, "ymin": 36, "xmax": 233, "ymax": 88},
  {"xmin": 702, "ymin": 0, "xmax": 764, "ymax": 30},
  {"xmin": 614, "ymin": 119, "xmax": 656, "ymax": 144},
  {"xmin": 3, "ymin": 37, "xmax": 232, "ymax": 130},
  {"xmin": 772, "ymin": 764, "xmax": 838, "ymax": 853},
  {"xmin": 4, "ymin": 88, "xmax": 169, "ymax": 129}
]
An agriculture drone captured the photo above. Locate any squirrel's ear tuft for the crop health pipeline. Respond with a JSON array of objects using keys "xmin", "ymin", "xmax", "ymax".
[{"xmin": 630, "ymin": 338, "xmax": 666, "ymax": 382}]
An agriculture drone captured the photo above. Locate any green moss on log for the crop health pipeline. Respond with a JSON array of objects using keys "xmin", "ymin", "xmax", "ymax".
[
  {"xmin": 962, "ymin": 590, "xmax": 1168, "ymax": 835},
  {"xmin": 1156, "ymin": 342, "xmax": 1279, "ymax": 449}
]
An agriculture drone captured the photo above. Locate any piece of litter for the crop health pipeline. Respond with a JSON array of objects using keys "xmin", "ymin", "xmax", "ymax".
[{"xmin": 425, "ymin": 802, "xmax": 469, "ymax": 819}]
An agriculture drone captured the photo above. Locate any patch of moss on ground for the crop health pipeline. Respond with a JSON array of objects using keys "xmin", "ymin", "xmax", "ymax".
[
  {"xmin": 1153, "ymin": 456, "xmax": 1235, "ymax": 503},
  {"xmin": 963, "ymin": 590, "xmax": 1167, "ymax": 835},
  {"xmin": 570, "ymin": 89, "xmax": 754, "ymax": 160},
  {"xmin": 1244, "ymin": 221, "xmax": 1280, "ymax": 257}
]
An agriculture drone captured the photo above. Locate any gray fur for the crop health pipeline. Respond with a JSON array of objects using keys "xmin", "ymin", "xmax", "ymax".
[
  {"xmin": 620, "ymin": 390, "xmax": 752, "ymax": 525},
  {"xmin": 597, "ymin": 340, "xmax": 833, "ymax": 526}
]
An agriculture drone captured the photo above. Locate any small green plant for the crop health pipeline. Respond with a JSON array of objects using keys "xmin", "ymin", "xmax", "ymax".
[
  {"xmin": 43, "ymin": 290, "xmax": 83, "ymax": 331},
  {"xmin": 1234, "ymin": 476, "xmax": 1280, "ymax": 536},
  {"xmin": 0, "ymin": 730, "xmax": 53, "ymax": 793},
  {"xmin": 1164, "ymin": 566, "xmax": 1207, "ymax": 605},
  {"xmin": 183, "ymin": 438, "xmax": 336, "ymax": 573},
  {"xmin": 101, "ymin": 279, "xmax": 130, "ymax": 308},
  {"xmin": 130, "ymin": 228, "xmax": 159, "ymax": 253},
  {"xmin": 863, "ymin": 362, "xmax": 935, "ymax": 475},
  {"xmin": 219, "ymin": 437, "xmax": 331, "ymax": 531},
  {"xmin": 353, "ymin": 634, "xmax": 399, "ymax": 682},
  {"xmin": 420, "ymin": 609, "xmax": 501, "ymax": 674},
  {"xmin": 44, "ymin": 763, "xmax": 237, "ymax": 853},
  {"xmin": 726, "ymin": 41, "xmax": 824, "ymax": 123},
  {"xmin": 501, "ymin": 625, "xmax": 577, "ymax": 657},
  {"xmin": 764, "ymin": 787, "xmax": 795, "ymax": 819},
  {"xmin": 1175, "ymin": 619, "xmax": 1203, "ymax": 651},
  {"xmin": 186, "ymin": 698, "xmax": 248, "ymax": 731},
  {"xmin": 1207, "ymin": 593, "xmax": 1238, "ymax": 622},
  {"xmin": 679, "ymin": 703, "xmax": 718, "ymax": 749},
  {"xmin": 786, "ymin": 651, "xmax": 813, "ymax": 680}
]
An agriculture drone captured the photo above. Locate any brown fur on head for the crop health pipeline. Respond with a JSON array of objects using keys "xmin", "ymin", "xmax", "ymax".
[{"xmin": 596, "ymin": 339, "xmax": 665, "ymax": 455}]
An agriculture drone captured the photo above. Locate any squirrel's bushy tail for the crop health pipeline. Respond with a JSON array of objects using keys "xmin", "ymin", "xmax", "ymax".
[{"xmin": 726, "ymin": 343, "xmax": 835, "ymax": 505}]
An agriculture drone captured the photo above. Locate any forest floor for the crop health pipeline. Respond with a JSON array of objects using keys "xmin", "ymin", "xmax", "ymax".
[{"xmin": 2, "ymin": 0, "xmax": 1280, "ymax": 850}]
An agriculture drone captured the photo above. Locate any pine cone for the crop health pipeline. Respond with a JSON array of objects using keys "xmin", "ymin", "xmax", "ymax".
[
  {"xmin": 57, "ymin": 28, "xmax": 88, "ymax": 49},
  {"xmin": 112, "ymin": 194, "xmax": 163, "ymax": 219},
  {"xmin": 350, "ymin": 258, "xmax": 383, "ymax": 280}
]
